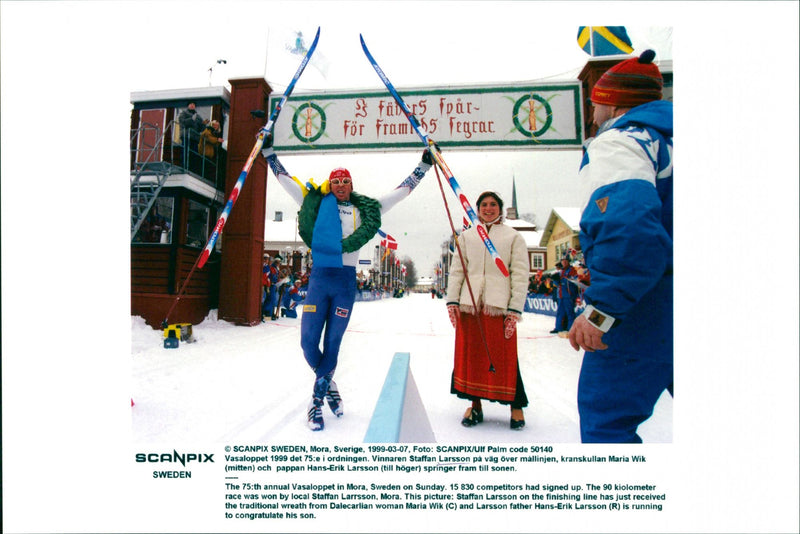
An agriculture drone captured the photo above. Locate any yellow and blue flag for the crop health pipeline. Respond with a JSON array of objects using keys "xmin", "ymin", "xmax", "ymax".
[{"xmin": 577, "ymin": 26, "xmax": 634, "ymax": 56}]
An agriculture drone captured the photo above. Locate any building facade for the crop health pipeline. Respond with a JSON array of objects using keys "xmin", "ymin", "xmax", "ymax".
[{"xmin": 130, "ymin": 87, "xmax": 230, "ymax": 327}]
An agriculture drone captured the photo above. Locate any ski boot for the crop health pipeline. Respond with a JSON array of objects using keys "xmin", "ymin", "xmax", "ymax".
[
  {"xmin": 307, "ymin": 399, "xmax": 324, "ymax": 431},
  {"xmin": 307, "ymin": 376, "xmax": 329, "ymax": 431},
  {"xmin": 325, "ymin": 376, "xmax": 343, "ymax": 418}
]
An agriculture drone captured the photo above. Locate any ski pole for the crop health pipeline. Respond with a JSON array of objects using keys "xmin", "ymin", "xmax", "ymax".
[
  {"xmin": 359, "ymin": 34, "xmax": 509, "ymax": 278},
  {"xmin": 434, "ymin": 163, "xmax": 496, "ymax": 373}
]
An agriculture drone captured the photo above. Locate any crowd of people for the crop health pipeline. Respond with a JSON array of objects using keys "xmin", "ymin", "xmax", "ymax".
[
  {"xmin": 356, "ymin": 279, "xmax": 402, "ymax": 295},
  {"xmin": 526, "ymin": 259, "xmax": 591, "ymax": 334},
  {"xmin": 260, "ymin": 261, "xmax": 404, "ymax": 322},
  {"xmin": 261, "ymin": 254, "xmax": 309, "ymax": 321}
]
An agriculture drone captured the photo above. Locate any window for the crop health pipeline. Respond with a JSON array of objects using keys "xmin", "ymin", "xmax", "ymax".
[
  {"xmin": 133, "ymin": 197, "xmax": 174, "ymax": 244},
  {"xmin": 530, "ymin": 252, "xmax": 545, "ymax": 270},
  {"xmin": 186, "ymin": 200, "xmax": 210, "ymax": 248}
]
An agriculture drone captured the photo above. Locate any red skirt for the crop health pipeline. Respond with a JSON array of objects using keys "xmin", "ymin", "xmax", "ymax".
[{"xmin": 452, "ymin": 312, "xmax": 519, "ymax": 403}]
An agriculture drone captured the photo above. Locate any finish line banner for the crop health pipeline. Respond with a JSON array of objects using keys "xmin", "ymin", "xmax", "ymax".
[{"xmin": 268, "ymin": 82, "xmax": 583, "ymax": 153}]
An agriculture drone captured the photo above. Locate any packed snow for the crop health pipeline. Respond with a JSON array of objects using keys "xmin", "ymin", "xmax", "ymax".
[{"xmin": 131, "ymin": 292, "xmax": 671, "ymax": 444}]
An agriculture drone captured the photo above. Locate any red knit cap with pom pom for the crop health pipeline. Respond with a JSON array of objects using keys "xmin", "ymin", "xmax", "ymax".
[{"xmin": 591, "ymin": 49, "xmax": 663, "ymax": 108}]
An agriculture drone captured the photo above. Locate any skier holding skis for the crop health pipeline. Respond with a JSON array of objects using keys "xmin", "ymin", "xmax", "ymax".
[
  {"xmin": 446, "ymin": 192, "xmax": 530, "ymax": 430},
  {"xmin": 567, "ymin": 50, "xmax": 673, "ymax": 443},
  {"xmin": 261, "ymin": 136, "xmax": 433, "ymax": 430}
]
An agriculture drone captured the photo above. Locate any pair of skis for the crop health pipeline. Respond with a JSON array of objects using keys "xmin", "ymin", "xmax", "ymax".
[
  {"xmin": 359, "ymin": 34, "xmax": 510, "ymax": 278},
  {"xmin": 165, "ymin": 27, "xmax": 506, "ymax": 326}
]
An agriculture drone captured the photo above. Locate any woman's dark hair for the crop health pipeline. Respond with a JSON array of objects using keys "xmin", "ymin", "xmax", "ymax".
[{"xmin": 476, "ymin": 191, "xmax": 504, "ymax": 213}]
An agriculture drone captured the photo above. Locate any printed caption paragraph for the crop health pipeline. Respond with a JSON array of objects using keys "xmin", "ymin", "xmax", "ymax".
[{"xmin": 220, "ymin": 444, "xmax": 666, "ymax": 521}]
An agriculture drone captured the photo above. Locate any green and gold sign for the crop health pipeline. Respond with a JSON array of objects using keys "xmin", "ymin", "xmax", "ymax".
[{"xmin": 269, "ymin": 82, "xmax": 583, "ymax": 152}]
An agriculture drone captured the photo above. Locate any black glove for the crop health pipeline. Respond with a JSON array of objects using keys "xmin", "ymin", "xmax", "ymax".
[
  {"xmin": 260, "ymin": 132, "xmax": 275, "ymax": 159},
  {"xmin": 262, "ymin": 131, "xmax": 274, "ymax": 149},
  {"xmin": 422, "ymin": 143, "xmax": 440, "ymax": 165}
]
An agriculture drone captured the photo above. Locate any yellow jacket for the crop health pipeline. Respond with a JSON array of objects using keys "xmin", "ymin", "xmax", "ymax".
[{"xmin": 199, "ymin": 127, "xmax": 222, "ymax": 158}]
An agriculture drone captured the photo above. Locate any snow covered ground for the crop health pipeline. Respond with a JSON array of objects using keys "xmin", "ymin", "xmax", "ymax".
[{"xmin": 131, "ymin": 292, "xmax": 671, "ymax": 444}]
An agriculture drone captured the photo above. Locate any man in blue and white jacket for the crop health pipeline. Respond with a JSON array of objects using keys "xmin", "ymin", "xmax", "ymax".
[{"xmin": 568, "ymin": 50, "xmax": 673, "ymax": 443}]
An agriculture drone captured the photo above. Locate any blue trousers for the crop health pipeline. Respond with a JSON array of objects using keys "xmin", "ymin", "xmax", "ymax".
[
  {"xmin": 263, "ymin": 285, "xmax": 280, "ymax": 315},
  {"xmin": 578, "ymin": 352, "xmax": 673, "ymax": 443},
  {"xmin": 555, "ymin": 297, "xmax": 576, "ymax": 331},
  {"xmin": 300, "ymin": 267, "xmax": 356, "ymax": 379}
]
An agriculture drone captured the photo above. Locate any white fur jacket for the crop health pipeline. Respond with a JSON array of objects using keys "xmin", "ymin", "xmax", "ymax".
[{"xmin": 446, "ymin": 221, "xmax": 530, "ymax": 317}]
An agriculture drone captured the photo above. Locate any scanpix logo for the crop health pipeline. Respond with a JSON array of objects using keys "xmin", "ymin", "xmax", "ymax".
[{"xmin": 135, "ymin": 450, "xmax": 214, "ymax": 466}]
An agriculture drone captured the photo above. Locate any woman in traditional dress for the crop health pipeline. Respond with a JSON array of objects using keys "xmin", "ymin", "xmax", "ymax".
[{"xmin": 446, "ymin": 191, "xmax": 531, "ymax": 430}]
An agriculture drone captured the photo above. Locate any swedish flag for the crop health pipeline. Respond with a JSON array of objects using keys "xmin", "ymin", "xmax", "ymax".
[{"xmin": 577, "ymin": 26, "xmax": 634, "ymax": 56}]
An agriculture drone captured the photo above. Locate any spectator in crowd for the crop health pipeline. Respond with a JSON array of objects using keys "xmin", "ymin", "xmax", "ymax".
[
  {"xmin": 178, "ymin": 101, "xmax": 206, "ymax": 146},
  {"xmin": 261, "ymin": 254, "xmax": 272, "ymax": 319},
  {"xmin": 446, "ymin": 191, "xmax": 531, "ymax": 430},
  {"xmin": 528, "ymin": 270, "xmax": 549, "ymax": 295},
  {"xmin": 276, "ymin": 265, "xmax": 292, "ymax": 315},
  {"xmin": 281, "ymin": 280, "xmax": 305, "ymax": 318},
  {"xmin": 261, "ymin": 134, "xmax": 432, "ymax": 431},
  {"xmin": 577, "ymin": 262, "xmax": 591, "ymax": 287},
  {"xmin": 567, "ymin": 50, "xmax": 673, "ymax": 443},
  {"xmin": 530, "ymin": 272, "xmax": 553, "ymax": 296},
  {"xmin": 199, "ymin": 120, "xmax": 224, "ymax": 158},
  {"xmin": 551, "ymin": 255, "xmax": 579, "ymax": 335},
  {"xmin": 177, "ymin": 101, "xmax": 208, "ymax": 171},
  {"xmin": 544, "ymin": 276, "xmax": 555, "ymax": 296},
  {"xmin": 266, "ymin": 255, "xmax": 283, "ymax": 321},
  {"xmin": 137, "ymin": 209, "xmax": 170, "ymax": 243}
]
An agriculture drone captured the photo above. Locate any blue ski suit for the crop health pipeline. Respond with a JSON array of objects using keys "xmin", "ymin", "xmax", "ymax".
[
  {"xmin": 281, "ymin": 284, "xmax": 304, "ymax": 319},
  {"xmin": 576, "ymin": 100, "xmax": 673, "ymax": 443},
  {"xmin": 555, "ymin": 263, "xmax": 579, "ymax": 332},
  {"xmin": 265, "ymin": 261, "xmax": 282, "ymax": 315},
  {"xmin": 264, "ymin": 151, "xmax": 430, "ymax": 380}
]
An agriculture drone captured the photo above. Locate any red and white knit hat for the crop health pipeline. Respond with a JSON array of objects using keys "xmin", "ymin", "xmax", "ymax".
[{"xmin": 591, "ymin": 49, "xmax": 663, "ymax": 108}]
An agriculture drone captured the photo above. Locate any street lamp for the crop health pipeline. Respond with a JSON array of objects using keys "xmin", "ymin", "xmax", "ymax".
[{"xmin": 208, "ymin": 59, "xmax": 227, "ymax": 86}]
